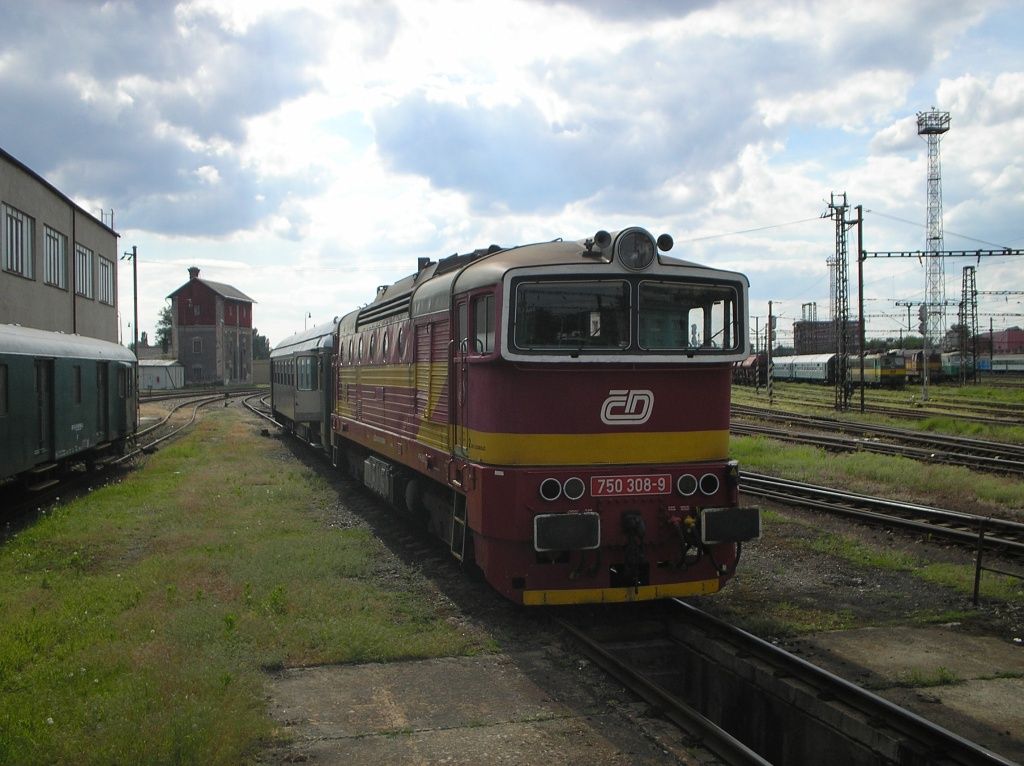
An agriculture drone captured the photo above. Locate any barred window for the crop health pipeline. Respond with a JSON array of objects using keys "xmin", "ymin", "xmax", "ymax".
[
  {"xmin": 44, "ymin": 226, "xmax": 67, "ymax": 288},
  {"xmin": 98, "ymin": 256, "xmax": 114, "ymax": 304},
  {"xmin": 2, "ymin": 203, "xmax": 35, "ymax": 279},
  {"xmin": 75, "ymin": 243, "xmax": 94, "ymax": 298}
]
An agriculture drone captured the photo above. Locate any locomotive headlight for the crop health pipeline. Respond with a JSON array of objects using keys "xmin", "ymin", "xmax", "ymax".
[
  {"xmin": 699, "ymin": 473, "xmax": 720, "ymax": 496},
  {"xmin": 616, "ymin": 229, "xmax": 657, "ymax": 270},
  {"xmin": 677, "ymin": 474, "xmax": 698, "ymax": 496},
  {"xmin": 563, "ymin": 477, "xmax": 585, "ymax": 501},
  {"xmin": 539, "ymin": 477, "xmax": 562, "ymax": 501}
]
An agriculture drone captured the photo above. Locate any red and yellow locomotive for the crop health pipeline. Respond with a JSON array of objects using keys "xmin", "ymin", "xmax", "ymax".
[{"xmin": 331, "ymin": 227, "xmax": 759, "ymax": 605}]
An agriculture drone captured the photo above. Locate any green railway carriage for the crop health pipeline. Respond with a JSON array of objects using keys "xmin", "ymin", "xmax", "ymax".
[
  {"xmin": 269, "ymin": 319, "xmax": 338, "ymax": 447},
  {"xmin": 0, "ymin": 324, "xmax": 137, "ymax": 486}
]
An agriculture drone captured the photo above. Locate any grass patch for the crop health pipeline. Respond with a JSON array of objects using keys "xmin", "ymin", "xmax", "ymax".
[
  {"xmin": 743, "ymin": 601, "xmax": 856, "ymax": 636},
  {"xmin": 0, "ymin": 410, "xmax": 491, "ymax": 765},
  {"xmin": 891, "ymin": 666, "xmax": 962, "ymax": 688},
  {"xmin": 792, "ymin": 531, "xmax": 1024, "ymax": 605},
  {"xmin": 731, "ymin": 435, "xmax": 1024, "ymax": 509}
]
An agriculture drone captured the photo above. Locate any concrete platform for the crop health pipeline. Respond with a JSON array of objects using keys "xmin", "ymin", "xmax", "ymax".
[
  {"xmin": 263, "ymin": 651, "xmax": 697, "ymax": 765},
  {"xmin": 802, "ymin": 626, "xmax": 1024, "ymax": 762}
]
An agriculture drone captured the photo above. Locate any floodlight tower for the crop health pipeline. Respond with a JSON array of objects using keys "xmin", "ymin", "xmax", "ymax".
[{"xmin": 917, "ymin": 108, "xmax": 951, "ymax": 346}]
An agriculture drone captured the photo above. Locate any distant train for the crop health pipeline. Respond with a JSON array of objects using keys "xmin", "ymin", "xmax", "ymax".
[
  {"xmin": 738, "ymin": 351, "xmax": 905, "ymax": 388},
  {"xmin": 0, "ymin": 324, "xmax": 137, "ymax": 488},
  {"xmin": 272, "ymin": 227, "xmax": 761, "ymax": 606}
]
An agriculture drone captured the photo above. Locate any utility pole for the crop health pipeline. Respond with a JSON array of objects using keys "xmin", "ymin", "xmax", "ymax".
[
  {"xmin": 767, "ymin": 301, "xmax": 774, "ymax": 408},
  {"xmin": 121, "ymin": 245, "xmax": 139, "ymax": 417}
]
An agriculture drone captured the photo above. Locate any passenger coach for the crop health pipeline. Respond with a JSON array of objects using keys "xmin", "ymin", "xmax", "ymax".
[
  {"xmin": 327, "ymin": 227, "xmax": 760, "ymax": 605},
  {"xmin": 270, "ymin": 319, "xmax": 338, "ymax": 447},
  {"xmin": 0, "ymin": 324, "xmax": 137, "ymax": 487}
]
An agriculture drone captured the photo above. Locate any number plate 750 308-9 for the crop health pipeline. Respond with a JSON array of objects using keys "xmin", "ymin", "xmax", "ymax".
[{"xmin": 590, "ymin": 474, "xmax": 672, "ymax": 497}]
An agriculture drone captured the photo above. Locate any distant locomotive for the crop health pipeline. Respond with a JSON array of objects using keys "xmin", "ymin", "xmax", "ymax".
[
  {"xmin": 0, "ymin": 324, "xmax": 137, "ymax": 488},
  {"xmin": 272, "ymin": 227, "xmax": 760, "ymax": 606}
]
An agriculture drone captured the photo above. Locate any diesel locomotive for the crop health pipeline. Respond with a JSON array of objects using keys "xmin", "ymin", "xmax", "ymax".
[{"xmin": 272, "ymin": 227, "xmax": 760, "ymax": 605}]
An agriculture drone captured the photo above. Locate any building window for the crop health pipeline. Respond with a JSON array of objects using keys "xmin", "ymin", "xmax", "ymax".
[
  {"xmin": 192, "ymin": 337, "xmax": 202, "ymax": 354},
  {"xmin": 192, "ymin": 364, "xmax": 202, "ymax": 380},
  {"xmin": 75, "ymin": 243, "xmax": 94, "ymax": 298},
  {"xmin": 2, "ymin": 203, "xmax": 35, "ymax": 279},
  {"xmin": 98, "ymin": 256, "xmax": 114, "ymax": 304},
  {"xmin": 44, "ymin": 226, "xmax": 67, "ymax": 288}
]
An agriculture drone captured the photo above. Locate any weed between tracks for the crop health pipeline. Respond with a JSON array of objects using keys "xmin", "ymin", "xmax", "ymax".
[
  {"xmin": 0, "ymin": 410, "xmax": 489, "ymax": 765},
  {"xmin": 731, "ymin": 435, "xmax": 1024, "ymax": 512}
]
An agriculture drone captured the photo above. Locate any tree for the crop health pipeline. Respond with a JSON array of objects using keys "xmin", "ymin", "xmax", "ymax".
[
  {"xmin": 155, "ymin": 305, "xmax": 173, "ymax": 352},
  {"xmin": 253, "ymin": 329, "xmax": 271, "ymax": 360}
]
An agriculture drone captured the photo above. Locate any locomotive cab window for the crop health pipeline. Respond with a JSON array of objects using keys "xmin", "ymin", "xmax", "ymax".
[
  {"xmin": 513, "ymin": 280, "xmax": 629, "ymax": 352},
  {"xmin": 639, "ymin": 281, "xmax": 739, "ymax": 352}
]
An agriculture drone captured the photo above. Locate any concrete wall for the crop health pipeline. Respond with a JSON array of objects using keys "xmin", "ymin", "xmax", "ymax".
[{"xmin": 0, "ymin": 150, "xmax": 119, "ymax": 342}]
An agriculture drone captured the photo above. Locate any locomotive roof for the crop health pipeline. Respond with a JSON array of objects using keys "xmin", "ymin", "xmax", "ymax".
[
  {"xmin": 270, "ymin": 318, "xmax": 339, "ymax": 357},
  {"xmin": 341, "ymin": 232, "xmax": 748, "ymax": 328},
  {"xmin": 0, "ymin": 324, "xmax": 136, "ymax": 362}
]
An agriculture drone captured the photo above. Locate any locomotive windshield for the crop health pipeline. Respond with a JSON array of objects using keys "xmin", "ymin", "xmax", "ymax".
[
  {"xmin": 512, "ymin": 277, "xmax": 740, "ymax": 356},
  {"xmin": 638, "ymin": 281, "xmax": 738, "ymax": 351},
  {"xmin": 514, "ymin": 280, "xmax": 630, "ymax": 351}
]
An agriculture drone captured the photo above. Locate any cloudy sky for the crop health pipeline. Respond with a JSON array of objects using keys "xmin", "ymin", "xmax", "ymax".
[{"xmin": 2, "ymin": 0, "xmax": 1022, "ymax": 348}]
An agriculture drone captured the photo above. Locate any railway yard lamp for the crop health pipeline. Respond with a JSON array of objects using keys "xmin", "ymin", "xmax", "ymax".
[{"xmin": 121, "ymin": 246, "xmax": 139, "ymax": 412}]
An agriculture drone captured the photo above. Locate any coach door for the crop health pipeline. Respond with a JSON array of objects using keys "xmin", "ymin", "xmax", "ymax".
[
  {"xmin": 34, "ymin": 359, "xmax": 54, "ymax": 458},
  {"xmin": 96, "ymin": 363, "xmax": 109, "ymax": 441}
]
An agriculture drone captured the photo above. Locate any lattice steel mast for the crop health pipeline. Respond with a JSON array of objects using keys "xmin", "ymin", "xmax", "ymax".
[
  {"xmin": 959, "ymin": 266, "xmax": 978, "ymax": 384},
  {"xmin": 828, "ymin": 192, "xmax": 850, "ymax": 410},
  {"xmin": 917, "ymin": 108, "xmax": 951, "ymax": 347}
]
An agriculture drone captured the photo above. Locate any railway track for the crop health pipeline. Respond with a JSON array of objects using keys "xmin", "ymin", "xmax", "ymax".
[
  {"xmin": 731, "ymin": 406, "xmax": 1024, "ymax": 476},
  {"xmin": 559, "ymin": 600, "xmax": 1014, "ymax": 765},
  {"xmin": 736, "ymin": 391, "xmax": 1024, "ymax": 426},
  {"xmin": 740, "ymin": 472, "xmax": 1024, "ymax": 556}
]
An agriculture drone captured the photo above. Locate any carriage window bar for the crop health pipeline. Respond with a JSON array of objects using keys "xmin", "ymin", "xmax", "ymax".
[{"xmin": 513, "ymin": 278, "xmax": 739, "ymax": 355}]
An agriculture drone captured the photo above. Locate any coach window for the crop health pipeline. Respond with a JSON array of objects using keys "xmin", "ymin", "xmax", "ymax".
[
  {"xmin": 0, "ymin": 364, "xmax": 7, "ymax": 415},
  {"xmin": 473, "ymin": 293, "xmax": 495, "ymax": 354},
  {"xmin": 72, "ymin": 365, "xmax": 82, "ymax": 405}
]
